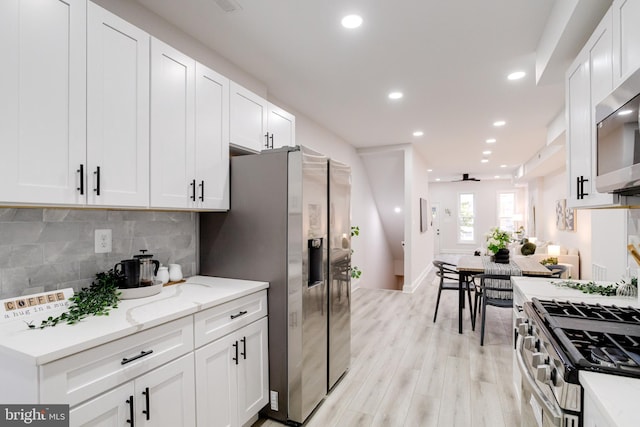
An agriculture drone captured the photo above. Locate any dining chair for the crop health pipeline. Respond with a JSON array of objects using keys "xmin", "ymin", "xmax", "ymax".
[
  {"xmin": 547, "ymin": 264, "xmax": 568, "ymax": 279},
  {"xmin": 432, "ymin": 260, "xmax": 474, "ymax": 323},
  {"xmin": 472, "ymin": 274, "xmax": 513, "ymax": 346}
]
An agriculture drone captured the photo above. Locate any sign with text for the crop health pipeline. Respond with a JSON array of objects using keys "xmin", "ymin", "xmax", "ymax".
[
  {"xmin": 1, "ymin": 405, "xmax": 69, "ymax": 426},
  {"xmin": 1, "ymin": 289, "xmax": 74, "ymax": 323}
]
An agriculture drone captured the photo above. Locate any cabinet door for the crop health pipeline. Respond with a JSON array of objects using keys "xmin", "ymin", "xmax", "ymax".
[
  {"xmin": 612, "ymin": 0, "xmax": 640, "ymax": 87},
  {"xmin": 195, "ymin": 63, "xmax": 230, "ymax": 210},
  {"xmin": 589, "ymin": 9, "xmax": 613, "ymax": 106},
  {"xmin": 230, "ymin": 82, "xmax": 268, "ymax": 152},
  {"xmin": 237, "ymin": 317, "xmax": 269, "ymax": 426},
  {"xmin": 150, "ymin": 38, "xmax": 195, "ymax": 208},
  {"xmin": 137, "ymin": 354, "xmax": 196, "ymax": 427},
  {"xmin": 268, "ymin": 103, "xmax": 296, "ymax": 149},
  {"xmin": 87, "ymin": 2, "xmax": 149, "ymax": 207},
  {"xmin": 566, "ymin": 55, "xmax": 592, "ymax": 207},
  {"xmin": 195, "ymin": 333, "xmax": 238, "ymax": 427},
  {"xmin": 70, "ymin": 382, "xmax": 134, "ymax": 427},
  {"xmin": 0, "ymin": 0, "xmax": 86, "ymax": 205}
]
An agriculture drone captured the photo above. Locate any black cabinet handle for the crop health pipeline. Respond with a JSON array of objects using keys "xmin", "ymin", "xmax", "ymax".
[
  {"xmin": 121, "ymin": 349, "xmax": 154, "ymax": 365},
  {"xmin": 264, "ymin": 132, "xmax": 270, "ymax": 148},
  {"xmin": 190, "ymin": 179, "xmax": 196, "ymax": 201},
  {"xmin": 142, "ymin": 387, "xmax": 150, "ymax": 420},
  {"xmin": 93, "ymin": 166, "xmax": 101, "ymax": 196},
  {"xmin": 581, "ymin": 176, "xmax": 589, "ymax": 198},
  {"xmin": 230, "ymin": 310, "xmax": 248, "ymax": 320},
  {"xmin": 269, "ymin": 134, "xmax": 274, "ymax": 149},
  {"xmin": 76, "ymin": 164, "xmax": 84, "ymax": 195},
  {"xmin": 199, "ymin": 180, "xmax": 204, "ymax": 201},
  {"xmin": 126, "ymin": 395, "xmax": 134, "ymax": 426},
  {"xmin": 232, "ymin": 341, "xmax": 238, "ymax": 365},
  {"xmin": 241, "ymin": 336, "xmax": 246, "ymax": 360},
  {"xmin": 576, "ymin": 176, "xmax": 581, "ymax": 199}
]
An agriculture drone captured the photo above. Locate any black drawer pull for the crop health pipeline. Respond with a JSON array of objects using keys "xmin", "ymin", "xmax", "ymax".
[
  {"xmin": 142, "ymin": 387, "xmax": 150, "ymax": 420},
  {"xmin": 126, "ymin": 395, "xmax": 134, "ymax": 426},
  {"xmin": 230, "ymin": 310, "xmax": 248, "ymax": 320},
  {"xmin": 241, "ymin": 336, "xmax": 246, "ymax": 359},
  {"xmin": 94, "ymin": 166, "xmax": 101, "ymax": 196},
  {"xmin": 77, "ymin": 164, "xmax": 84, "ymax": 195},
  {"xmin": 121, "ymin": 349, "xmax": 154, "ymax": 365},
  {"xmin": 233, "ymin": 341, "xmax": 239, "ymax": 365}
]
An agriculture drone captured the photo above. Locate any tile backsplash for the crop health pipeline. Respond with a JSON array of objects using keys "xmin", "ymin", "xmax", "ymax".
[{"xmin": 0, "ymin": 208, "xmax": 197, "ymax": 298}]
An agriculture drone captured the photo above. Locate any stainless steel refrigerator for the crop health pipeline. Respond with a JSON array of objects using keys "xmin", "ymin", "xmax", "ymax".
[{"xmin": 199, "ymin": 146, "xmax": 351, "ymax": 425}]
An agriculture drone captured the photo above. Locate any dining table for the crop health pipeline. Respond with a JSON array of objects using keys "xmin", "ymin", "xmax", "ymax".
[{"xmin": 456, "ymin": 255, "xmax": 552, "ymax": 334}]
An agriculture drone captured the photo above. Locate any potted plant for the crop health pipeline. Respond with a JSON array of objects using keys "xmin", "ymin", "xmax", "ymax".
[{"xmin": 486, "ymin": 227, "xmax": 512, "ymax": 263}]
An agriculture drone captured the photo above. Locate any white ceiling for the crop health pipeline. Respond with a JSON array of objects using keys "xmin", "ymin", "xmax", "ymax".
[{"xmin": 131, "ymin": 0, "xmax": 611, "ymax": 182}]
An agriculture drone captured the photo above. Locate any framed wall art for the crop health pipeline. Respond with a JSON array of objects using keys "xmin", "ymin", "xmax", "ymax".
[
  {"xmin": 555, "ymin": 199, "xmax": 566, "ymax": 231},
  {"xmin": 420, "ymin": 198, "xmax": 428, "ymax": 233}
]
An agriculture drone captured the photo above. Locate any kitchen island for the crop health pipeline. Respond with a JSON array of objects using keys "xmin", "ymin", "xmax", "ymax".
[
  {"xmin": 0, "ymin": 275, "xmax": 269, "ymax": 427},
  {"xmin": 512, "ymin": 276, "xmax": 640, "ymax": 427}
]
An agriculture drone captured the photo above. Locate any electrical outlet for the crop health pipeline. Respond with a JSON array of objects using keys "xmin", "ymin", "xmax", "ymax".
[
  {"xmin": 95, "ymin": 229, "xmax": 112, "ymax": 254},
  {"xmin": 270, "ymin": 390, "xmax": 278, "ymax": 411}
]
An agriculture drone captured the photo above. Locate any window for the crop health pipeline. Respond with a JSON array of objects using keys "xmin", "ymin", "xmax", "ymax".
[
  {"xmin": 458, "ymin": 193, "xmax": 475, "ymax": 243},
  {"xmin": 497, "ymin": 192, "xmax": 516, "ymax": 232}
]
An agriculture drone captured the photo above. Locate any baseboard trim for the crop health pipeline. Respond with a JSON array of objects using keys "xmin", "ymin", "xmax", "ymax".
[{"xmin": 403, "ymin": 264, "xmax": 433, "ymax": 293}]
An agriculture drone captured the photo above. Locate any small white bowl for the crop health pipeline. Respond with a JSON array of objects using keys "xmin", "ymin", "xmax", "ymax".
[{"xmin": 118, "ymin": 281, "xmax": 163, "ymax": 300}]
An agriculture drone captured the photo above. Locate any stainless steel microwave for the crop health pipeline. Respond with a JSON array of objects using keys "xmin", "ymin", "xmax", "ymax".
[{"xmin": 596, "ymin": 72, "xmax": 640, "ymax": 195}]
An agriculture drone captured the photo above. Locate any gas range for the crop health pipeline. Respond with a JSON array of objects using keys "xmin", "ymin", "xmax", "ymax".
[{"xmin": 516, "ymin": 298, "xmax": 640, "ymax": 427}]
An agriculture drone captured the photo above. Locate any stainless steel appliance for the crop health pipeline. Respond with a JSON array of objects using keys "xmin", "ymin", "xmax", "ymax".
[
  {"xmin": 199, "ymin": 146, "xmax": 351, "ymax": 425},
  {"xmin": 516, "ymin": 298, "xmax": 640, "ymax": 426}
]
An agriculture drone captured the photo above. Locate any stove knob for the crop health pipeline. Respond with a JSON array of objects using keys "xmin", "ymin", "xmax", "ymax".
[
  {"xmin": 536, "ymin": 364, "xmax": 551, "ymax": 384},
  {"xmin": 532, "ymin": 352, "xmax": 548, "ymax": 367},
  {"xmin": 523, "ymin": 336, "xmax": 536, "ymax": 351},
  {"xmin": 517, "ymin": 323, "xmax": 529, "ymax": 336}
]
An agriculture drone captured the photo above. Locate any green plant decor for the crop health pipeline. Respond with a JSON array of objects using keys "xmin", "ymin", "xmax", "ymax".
[
  {"xmin": 26, "ymin": 269, "xmax": 123, "ymax": 329},
  {"xmin": 350, "ymin": 226, "xmax": 362, "ymax": 279},
  {"xmin": 521, "ymin": 242, "xmax": 537, "ymax": 256},
  {"xmin": 486, "ymin": 227, "xmax": 511, "ymax": 254},
  {"xmin": 540, "ymin": 257, "xmax": 558, "ymax": 266},
  {"xmin": 552, "ymin": 279, "xmax": 618, "ymax": 296}
]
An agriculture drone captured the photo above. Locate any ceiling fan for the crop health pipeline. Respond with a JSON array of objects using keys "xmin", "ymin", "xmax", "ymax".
[{"xmin": 454, "ymin": 173, "xmax": 481, "ymax": 182}]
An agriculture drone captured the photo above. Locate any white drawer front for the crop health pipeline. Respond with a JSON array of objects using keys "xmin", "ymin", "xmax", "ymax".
[
  {"xmin": 40, "ymin": 316, "xmax": 194, "ymax": 407},
  {"xmin": 194, "ymin": 290, "xmax": 267, "ymax": 348}
]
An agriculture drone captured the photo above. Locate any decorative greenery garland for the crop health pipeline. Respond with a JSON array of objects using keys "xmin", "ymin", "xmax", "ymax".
[
  {"xmin": 27, "ymin": 269, "xmax": 123, "ymax": 329},
  {"xmin": 552, "ymin": 279, "xmax": 635, "ymax": 297}
]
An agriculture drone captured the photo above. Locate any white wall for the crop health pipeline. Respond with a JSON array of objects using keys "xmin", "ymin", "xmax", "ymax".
[
  {"xmin": 93, "ymin": 0, "xmax": 397, "ymax": 290},
  {"xmin": 429, "ymin": 180, "xmax": 526, "ymax": 254},
  {"xmin": 539, "ymin": 170, "xmax": 592, "ymax": 278},
  {"xmin": 405, "ymin": 149, "xmax": 433, "ymax": 292}
]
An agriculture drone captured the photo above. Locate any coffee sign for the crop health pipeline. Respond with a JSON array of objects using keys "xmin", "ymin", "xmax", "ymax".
[{"xmin": 1, "ymin": 289, "xmax": 73, "ymax": 322}]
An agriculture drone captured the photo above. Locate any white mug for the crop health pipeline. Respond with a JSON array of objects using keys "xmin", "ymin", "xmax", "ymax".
[
  {"xmin": 156, "ymin": 266, "xmax": 170, "ymax": 284},
  {"xmin": 169, "ymin": 264, "xmax": 183, "ymax": 282}
]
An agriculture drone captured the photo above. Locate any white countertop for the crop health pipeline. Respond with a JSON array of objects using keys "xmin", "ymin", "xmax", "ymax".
[
  {"xmin": 512, "ymin": 276, "xmax": 640, "ymax": 308},
  {"xmin": 580, "ymin": 371, "xmax": 640, "ymax": 427},
  {"xmin": 512, "ymin": 276, "xmax": 640, "ymax": 427},
  {"xmin": 0, "ymin": 276, "xmax": 268, "ymax": 365}
]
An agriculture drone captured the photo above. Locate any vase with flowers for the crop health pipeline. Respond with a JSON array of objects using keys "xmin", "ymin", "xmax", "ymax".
[{"xmin": 486, "ymin": 227, "xmax": 512, "ymax": 263}]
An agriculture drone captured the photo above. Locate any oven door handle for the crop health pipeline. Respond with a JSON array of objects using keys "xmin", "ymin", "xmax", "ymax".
[{"xmin": 516, "ymin": 339, "xmax": 563, "ymax": 426}]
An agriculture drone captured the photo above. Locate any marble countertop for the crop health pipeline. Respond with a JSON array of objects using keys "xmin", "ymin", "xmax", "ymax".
[
  {"xmin": 580, "ymin": 371, "xmax": 640, "ymax": 427},
  {"xmin": 511, "ymin": 276, "xmax": 640, "ymax": 308},
  {"xmin": 0, "ymin": 276, "xmax": 268, "ymax": 365}
]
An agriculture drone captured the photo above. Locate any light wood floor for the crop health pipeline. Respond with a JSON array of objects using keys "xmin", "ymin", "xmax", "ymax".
[{"xmin": 254, "ymin": 265, "xmax": 520, "ymax": 427}]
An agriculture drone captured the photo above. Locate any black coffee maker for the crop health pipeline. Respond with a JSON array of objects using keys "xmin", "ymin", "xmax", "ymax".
[{"xmin": 114, "ymin": 250, "xmax": 160, "ymax": 288}]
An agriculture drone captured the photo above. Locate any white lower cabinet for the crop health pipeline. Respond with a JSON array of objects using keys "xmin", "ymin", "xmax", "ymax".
[
  {"xmin": 70, "ymin": 354, "xmax": 195, "ymax": 427},
  {"xmin": 195, "ymin": 317, "xmax": 269, "ymax": 427}
]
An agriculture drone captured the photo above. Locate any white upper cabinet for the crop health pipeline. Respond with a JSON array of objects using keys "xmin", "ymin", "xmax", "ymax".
[
  {"xmin": 87, "ymin": 2, "xmax": 150, "ymax": 207},
  {"xmin": 0, "ymin": 0, "xmax": 86, "ymax": 205},
  {"xmin": 151, "ymin": 39, "xmax": 229, "ymax": 210},
  {"xmin": 150, "ymin": 38, "xmax": 196, "ymax": 209},
  {"xmin": 195, "ymin": 63, "xmax": 230, "ymax": 210},
  {"xmin": 267, "ymin": 102, "xmax": 296, "ymax": 150},
  {"xmin": 612, "ymin": 0, "xmax": 640, "ymax": 88},
  {"xmin": 566, "ymin": 8, "xmax": 617, "ymax": 209},
  {"xmin": 230, "ymin": 82, "xmax": 295, "ymax": 152},
  {"xmin": 230, "ymin": 82, "xmax": 269, "ymax": 152}
]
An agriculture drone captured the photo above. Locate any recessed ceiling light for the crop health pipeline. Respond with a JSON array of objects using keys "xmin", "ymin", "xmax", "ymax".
[
  {"xmin": 341, "ymin": 14, "xmax": 363, "ymax": 29},
  {"xmin": 486, "ymin": 138, "xmax": 496, "ymax": 143},
  {"xmin": 427, "ymin": 169, "xmax": 433, "ymax": 172},
  {"xmin": 413, "ymin": 130, "xmax": 424, "ymax": 137},
  {"xmin": 494, "ymin": 175, "xmax": 500, "ymax": 179},
  {"xmin": 435, "ymin": 178, "xmax": 441, "ymax": 182},
  {"xmin": 481, "ymin": 159, "xmax": 489, "ymax": 163},
  {"xmin": 388, "ymin": 91, "xmax": 403, "ymax": 100},
  {"xmin": 507, "ymin": 71, "xmax": 526, "ymax": 80},
  {"xmin": 394, "ymin": 207, "xmax": 402, "ymax": 213},
  {"xmin": 500, "ymin": 164, "xmax": 507, "ymax": 168},
  {"xmin": 493, "ymin": 120, "xmax": 506, "ymax": 127},
  {"xmin": 618, "ymin": 109, "xmax": 634, "ymax": 116},
  {"xmin": 482, "ymin": 150, "xmax": 492, "ymax": 155}
]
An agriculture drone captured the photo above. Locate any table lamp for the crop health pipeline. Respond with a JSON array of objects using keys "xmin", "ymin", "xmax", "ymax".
[{"xmin": 548, "ymin": 244, "xmax": 561, "ymax": 256}]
